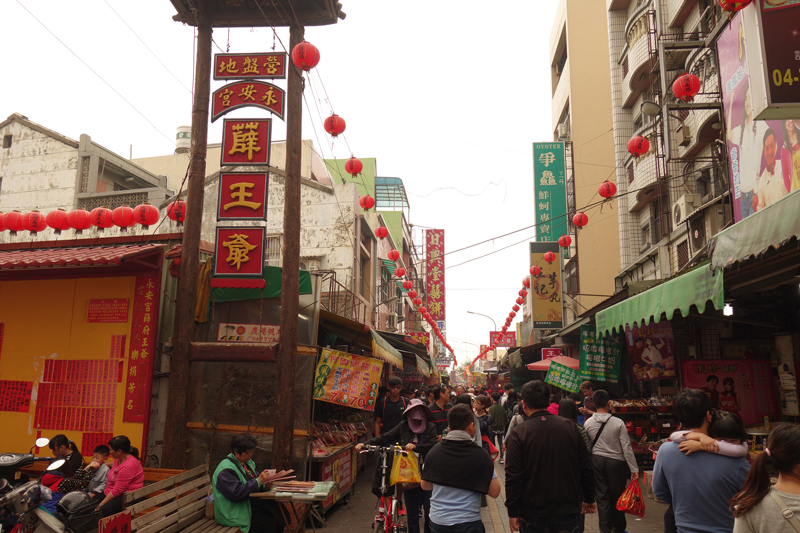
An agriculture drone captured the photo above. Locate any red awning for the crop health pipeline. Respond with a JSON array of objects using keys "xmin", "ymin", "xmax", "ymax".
[
  {"xmin": 526, "ymin": 355, "xmax": 580, "ymax": 372},
  {"xmin": 0, "ymin": 244, "xmax": 165, "ymax": 278}
]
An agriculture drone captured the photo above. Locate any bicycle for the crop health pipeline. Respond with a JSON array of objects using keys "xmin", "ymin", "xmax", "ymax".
[{"xmin": 359, "ymin": 444, "xmax": 408, "ymax": 533}]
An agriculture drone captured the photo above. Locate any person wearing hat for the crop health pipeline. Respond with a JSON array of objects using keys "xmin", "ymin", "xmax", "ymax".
[{"xmin": 357, "ymin": 399, "xmax": 438, "ymax": 533}]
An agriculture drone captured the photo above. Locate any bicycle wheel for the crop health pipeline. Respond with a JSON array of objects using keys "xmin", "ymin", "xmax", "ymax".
[{"xmin": 375, "ymin": 522, "xmax": 385, "ymax": 533}]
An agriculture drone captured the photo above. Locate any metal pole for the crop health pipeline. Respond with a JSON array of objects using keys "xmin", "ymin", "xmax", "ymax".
[
  {"xmin": 161, "ymin": 15, "xmax": 212, "ymax": 469},
  {"xmin": 467, "ymin": 311, "xmax": 497, "ymax": 368},
  {"xmin": 272, "ymin": 23, "xmax": 304, "ymax": 471}
]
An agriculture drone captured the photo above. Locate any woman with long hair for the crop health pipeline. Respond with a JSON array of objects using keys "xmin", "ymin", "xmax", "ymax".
[
  {"xmin": 726, "ymin": 81, "xmax": 769, "ymax": 218},
  {"xmin": 781, "ymin": 119, "xmax": 800, "ymax": 192},
  {"xmin": 48, "ymin": 434, "xmax": 83, "ymax": 477},
  {"xmin": 94, "ymin": 435, "xmax": 144, "ymax": 517},
  {"xmin": 720, "ymin": 377, "xmax": 742, "ymax": 420},
  {"xmin": 731, "ymin": 424, "xmax": 800, "ymax": 532}
]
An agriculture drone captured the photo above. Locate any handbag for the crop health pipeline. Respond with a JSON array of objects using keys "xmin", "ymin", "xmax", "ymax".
[
  {"xmin": 616, "ymin": 479, "xmax": 646, "ymax": 518},
  {"xmin": 769, "ymin": 489, "xmax": 800, "ymax": 533}
]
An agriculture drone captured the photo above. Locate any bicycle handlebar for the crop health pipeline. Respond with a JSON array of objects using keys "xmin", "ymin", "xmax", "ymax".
[{"xmin": 358, "ymin": 444, "xmax": 408, "ymax": 455}]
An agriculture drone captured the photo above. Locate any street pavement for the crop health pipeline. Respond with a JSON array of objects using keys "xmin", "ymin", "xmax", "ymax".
[{"xmin": 316, "ymin": 458, "xmax": 668, "ymax": 533}]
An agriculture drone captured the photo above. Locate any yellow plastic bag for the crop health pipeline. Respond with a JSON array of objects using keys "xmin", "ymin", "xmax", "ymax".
[{"xmin": 389, "ymin": 448, "xmax": 420, "ymax": 485}]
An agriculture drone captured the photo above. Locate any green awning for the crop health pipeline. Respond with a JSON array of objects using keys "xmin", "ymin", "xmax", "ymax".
[
  {"xmin": 595, "ymin": 263, "xmax": 724, "ymax": 337},
  {"xmin": 381, "ymin": 259, "xmax": 408, "ymax": 293},
  {"xmin": 371, "ymin": 329, "xmax": 404, "ymax": 369},
  {"xmin": 709, "ymin": 190, "xmax": 800, "ymax": 271},
  {"xmin": 212, "ymin": 265, "xmax": 313, "ymax": 302}
]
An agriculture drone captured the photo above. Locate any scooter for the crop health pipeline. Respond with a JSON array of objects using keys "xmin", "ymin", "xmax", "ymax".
[{"xmin": 0, "ymin": 438, "xmax": 60, "ymax": 488}]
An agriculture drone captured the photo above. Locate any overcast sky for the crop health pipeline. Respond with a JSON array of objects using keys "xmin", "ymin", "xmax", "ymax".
[{"xmin": 4, "ymin": 0, "xmax": 560, "ymax": 365}]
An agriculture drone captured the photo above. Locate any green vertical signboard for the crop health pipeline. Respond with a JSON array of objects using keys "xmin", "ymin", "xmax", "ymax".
[
  {"xmin": 533, "ymin": 142, "xmax": 567, "ymax": 243},
  {"xmin": 578, "ymin": 325, "xmax": 621, "ymax": 383}
]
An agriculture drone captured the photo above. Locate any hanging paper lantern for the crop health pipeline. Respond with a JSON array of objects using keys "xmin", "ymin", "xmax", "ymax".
[
  {"xmin": 627, "ymin": 135, "xmax": 650, "ymax": 158},
  {"xmin": 0, "ymin": 212, "xmax": 5, "ymax": 233},
  {"xmin": 167, "ymin": 200, "xmax": 186, "ymax": 225},
  {"xmin": 22, "ymin": 211, "xmax": 48, "ymax": 235},
  {"xmin": 516, "ymin": 297, "xmax": 524, "ymax": 305},
  {"xmin": 46, "ymin": 209, "xmax": 70, "ymax": 235},
  {"xmin": 364, "ymin": 325, "xmax": 371, "ymax": 332},
  {"xmin": 291, "ymin": 41, "xmax": 321, "ymax": 71},
  {"xmin": 413, "ymin": 297, "xmax": 422, "ymax": 306},
  {"xmin": 509, "ymin": 311, "xmax": 516, "ymax": 318},
  {"xmin": 513, "ymin": 304, "xmax": 520, "ymax": 312},
  {"xmin": 544, "ymin": 251, "xmax": 557, "ymax": 263},
  {"xmin": 112, "ymin": 205, "xmax": 136, "ymax": 232},
  {"xmin": 395, "ymin": 267, "xmax": 406, "ymax": 277},
  {"xmin": 501, "ymin": 325, "xmax": 508, "ymax": 332},
  {"xmin": 90, "ymin": 207, "xmax": 114, "ymax": 231},
  {"xmin": 718, "ymin": 0, "xmax": 752, "ymax": 12},
  {"xmin": 558, "ymin": 235, "xmax": 572, "ymax": 248},
  {"xmin": 402, "ymin": 280, "xmax": 413, "ymax": 290},
  {"xmin": 519, "ymin": 289, "xmax": 528, "ymax": 297},
  {"xmin": 599, "ymin": 181, "xmax": 617, "ymax": 198},
  {"xmin": 530, "ymin": 265, "xmax": 542, "ymax": 276},
  {"xmin": 324, "ymin": 114, "xmax": 346, "ymax": 137},
  {"xmin": 388, "ymin": 249, "xmax": 400, "ymax": 261},
  {"xmin": 376, "ymin": 226, "xmax": 389, "ymax": 239},
  {"xmin": 66, "ymin": 209, "xmax": 92, "ymax": 234},
  {"xmin": 573, "ymin": 212, "xmax": 589, "ymax": 228},
  {"xmin": 345, "ymin": 156, "xmax": 363, "ymax": 175},
  {"xmin": 522, "ymin": 278, "xmax": 531, "ymax": 288},
  {"xmin": 418, "ymin": 306, "xmax": 427, "ymax": 314},
  {"xmin": 359, "ymin": 195, "xmax": 375, "ymax": 211},
  {"xmin": 3, "ymin": 211, "xmax": 24, "ymax": 236},
  {"xmin": 408, "ymin": 290, "xmax": 417, "ymax": 299},
  {"xmin": 672, "ymin": 73, "xmax": 701, "ymax": 102},
  {"xmin": 133, "ymin": 203, "xmax": 159, "ymax": 230}
]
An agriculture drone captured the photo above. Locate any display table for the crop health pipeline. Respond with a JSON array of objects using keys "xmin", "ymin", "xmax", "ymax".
[
  {"xmin": 308, "ymin": 443, "xmax": 356, "ymax": 512},
  {"xmin": 251, "ymin": 481, "xmax": 336, "ymax": 533}
]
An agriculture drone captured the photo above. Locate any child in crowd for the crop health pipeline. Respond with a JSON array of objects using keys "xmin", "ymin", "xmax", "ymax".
[
  {"xmin": 669, "ymin": 410, "xmax": 749, "ymax": 459},
  {"xmin": 57, "ymin": 444, "xmax": 111, "ymax": 495}
]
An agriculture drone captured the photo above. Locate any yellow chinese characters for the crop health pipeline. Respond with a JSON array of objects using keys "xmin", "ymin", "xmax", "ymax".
[
  {"xmin": 260, "ymin": 87, "xmax": 278, "ymax": 106},
  {"xmin": 228, "ymin": 122, "xmax": 262, "ymax": 161},
  {"xmin": 224, "ymin": 182, "xmax": 263, "ymax": 211},
  {"xmin": 223, "ymin": 233, "xmax": 257, "ymax": 271},
  {"xmin": 218, "ymin": 59, "xmax": 239, "ymax": 74},
  {"xmin": 243, "ymin": 57, "xmax": 260, "ymax": 74}
]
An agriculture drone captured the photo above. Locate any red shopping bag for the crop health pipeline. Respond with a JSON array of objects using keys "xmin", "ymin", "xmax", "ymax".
[
  {"xmin": 616, "ymin": 479, "xmax": 645, "ymax": 518},
  {"xmin": 481, "ymin": 435, "xmax": 500, "ymax": 462}
]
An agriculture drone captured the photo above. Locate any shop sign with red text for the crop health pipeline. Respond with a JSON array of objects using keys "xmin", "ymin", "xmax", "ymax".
[
  {"xmin": 220, "ymin": 118, "xmax": 271, "ymax": 166},
  {"xmin": 405, "ymin": 331, "xmax": 430, "ymax": 349},
  {"xmin": 214, "ymin": 52, "xmax": 288, "ymax": 81},
  {"xmin": 123, "ymin": 276, "xmax": 159, "ymax": 423},
  {"xmin": 212, "ymin": 82, "xmax": 285, "ymax": 122},
  {"xmin": 425, "ymin": 230, "xmax": 445, "ymax": 321},
  {"xmin": 489, "ymin": 331, "xmax": 517, "ymax": 348},
  {"xmin": 217, "ymin": 173, "xmax": 268, "ymax": 220},
  {"xmin": 213, "ymin": 227, "xmax": 266, "ymax": 278}
]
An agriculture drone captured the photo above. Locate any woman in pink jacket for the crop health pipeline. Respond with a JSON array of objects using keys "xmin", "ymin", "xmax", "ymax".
[{"xmin": 94, "ymin": 436, "xmax": 144, "ymax": 517}]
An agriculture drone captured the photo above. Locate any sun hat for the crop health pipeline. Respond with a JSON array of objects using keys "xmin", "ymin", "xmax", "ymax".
[{"xmin": 402, "ymin": 398, "xmax": 432, "ymax": 433}]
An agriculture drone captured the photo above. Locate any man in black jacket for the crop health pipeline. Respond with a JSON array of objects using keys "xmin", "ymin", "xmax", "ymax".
[{"xmin": 505, "ymin": 380, "xmax": 596, "ymax": 533}]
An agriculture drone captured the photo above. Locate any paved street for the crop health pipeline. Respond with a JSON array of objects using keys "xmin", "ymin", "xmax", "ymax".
[{"xmin": 317, "ymin": 458, "xmax": 667, "ymax": 533}]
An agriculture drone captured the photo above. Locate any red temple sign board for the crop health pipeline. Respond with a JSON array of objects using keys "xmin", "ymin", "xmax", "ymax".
[
  {"xmin": 212, "ymin": 82, "xmax": 285, "ymax": 122},
  {"xmin": 213, "ymin": 227, "xmax": 266, "ymax": 279},
  {"xmin": 220, "ymin": 118, "xmax": 272, "ymax": 167},
  {"xmin": 214, "ymin": 52, "xmax": 288, "ymax": 81},
  {"xmin": 542, "ymin": 348, "xmax": 563, "ymax": 360},
  {"xmin": 405, "ymin": 331, "xmax": 430, "ymax": 348},
  {"xmin": 123, "ymin": 276, "xmax": 160, "ymax": 423},
  {"xmin": 87, "ymin": 299, "xmax": 129, "ymax": 323},
  {"xmin": 217, "ymin": 173, "xmax": 269, "ymax": 220},
  {"xmin": 425, "ymin": 230, "xmax": 445, "ymax": 321},
  {"xmin": 489, "ymin": 331, "xmax": 517, "ymax": 348}
]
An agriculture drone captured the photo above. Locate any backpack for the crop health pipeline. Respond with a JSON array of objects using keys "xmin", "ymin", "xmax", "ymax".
[{"xmin": 505, "ymin": 400, "xmax": 517, "ymax": 421}]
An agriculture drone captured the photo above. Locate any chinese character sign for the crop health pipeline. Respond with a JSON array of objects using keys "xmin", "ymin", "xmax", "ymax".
[
  {"xmin": 214, "ymin": 227, "xmax": 266, "ymax": 277},
  {"xmin": 405, "ymin": 331, "xmax": 430, "ymax": 349},
  {"xmin": 625, "ymin": 321, "xmax": 676, "ymax": 381},
  {"xmin": 123, "ymin": 276, "xmax": 160, "ymax": 423},
  {"xmin": 533, "ymin": 143, "xmax": 567, "ymax": 243},
  {"xmin": 214, "ymin": 52, "xmax": 288, "ymax": 81},
  {"xmin": 426, "ymin": 230, "xmax": 445, "ymax": 321},
  {"xmin": 542, "ymin": 348, "xmax": 562, "ymax": 360},
  {"xmin": 489, "ymin": 332, "xmax": 516, "ymax": 348},
  {"xmin": 217, "ymin": 173, "xmax": 268, "ymax": 220},
  {"xmin": 544, "ymin": 361, "xmax": 580, "ymax": 393},
  {"xmin": 218, "ymin": 323, "xmax": 280, "ymax": 343},
  {"xmin": 212, "ymin": 81, "xmax": 286, "ymax": 122},
  {"xmin": 312, "ymin": 349, "xmax": 384, "ymax": 411},
  {"xmin": 529, "ymin": 242, "xmax": 563, "ymax": 329},
  {"xmin": 221, "ymin": 118, "xmax": 272, "ymax": 166},
  {"xmin": 578, "ymin": 325, "xmax": 621, "ymax": 383}
]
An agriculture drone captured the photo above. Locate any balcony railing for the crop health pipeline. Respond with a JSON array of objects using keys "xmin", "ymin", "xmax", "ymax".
[{"xmin": 318, "ymin": 270, "xmax": 368, "ymax": 324}]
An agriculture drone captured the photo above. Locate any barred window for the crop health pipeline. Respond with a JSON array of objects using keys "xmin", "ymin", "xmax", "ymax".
[
  {"xmin": 265, "ymin": 235, "xmax": 281, "ymax": 267},
  {"xmin": 677, "ymin": 240, "xmax": 690, "ymax": 270}
]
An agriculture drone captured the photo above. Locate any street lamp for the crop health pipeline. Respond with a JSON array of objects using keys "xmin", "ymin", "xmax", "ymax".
[{"xmin": 467, "ymin": 310, "xmax": 497, "ymax": 365}]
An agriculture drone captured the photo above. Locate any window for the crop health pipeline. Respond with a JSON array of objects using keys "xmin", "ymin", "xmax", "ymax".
[
  {"xmin": 622, "ymin": 56, "xmax": 629, "ymax": 77},
  {"xmin": 265, "ymin": 235, "xmax": 281, "ymax": 267},
  {"xmin": 641, "ymin": 224, "xmax": 651, "ymax": 247},
  {"xmin": 627, "ymin": 164, "xmax": 634, "ymax": 185},
  {"xmin": 677, "ymin": 240, "xmax": 690, "ymax": 270},
  {"xmin": 2, "ymin": 135, "xmax": 11, "ymax": 149}
]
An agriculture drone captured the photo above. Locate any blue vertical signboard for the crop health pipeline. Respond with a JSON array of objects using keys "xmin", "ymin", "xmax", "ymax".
[{"xmin": 533, "ymin": 142, "xmax": 567, "ymax": 243}]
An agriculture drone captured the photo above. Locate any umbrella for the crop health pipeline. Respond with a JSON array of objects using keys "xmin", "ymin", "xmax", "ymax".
[{"xmin": 526, "ymin": 355, "xmax": 580, "ymax": 372}]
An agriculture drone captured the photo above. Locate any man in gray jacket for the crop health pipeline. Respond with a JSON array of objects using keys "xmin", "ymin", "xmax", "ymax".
[{"xmin": 583, "ymin": 390, "xmax": 639, "ymax": 533}]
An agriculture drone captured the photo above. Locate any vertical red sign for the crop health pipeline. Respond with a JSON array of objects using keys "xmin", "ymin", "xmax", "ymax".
[
  {"xmin": 123, "ymin": 276, "xmax": 160, "ymax": 423},
  {"xmin": 425, "ymin": 230, "xmax": 445, "ymax": 321},
  {"xmin": 220, "ymin": 118, "xmax": 271, "ymax": 166}
]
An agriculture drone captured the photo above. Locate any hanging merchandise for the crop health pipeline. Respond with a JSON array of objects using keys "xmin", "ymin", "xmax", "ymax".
[
  {"xmin": 544, "ymin": 251, "xmax": 557, "ymax": 263},
  {"xmin": 133, "ymin": 203, "xmax": 159, "ymax": 230},
  {"xmin": 376, "ymin": 226, "xmax": 389, "ymax": 239},
  {"xmin": 388, "ymin": 249, "xmax": 400, "ymax": 261},
  {"xmin": 324, "ymin": 114, "xmax": 346, "ymax": 137},
  {"xmin": 46, "ymin": 209, "xmax": 70, "ymax": 235},
  {"xmin": 290, "ymin": 41, "xmax": 320, "ymax": 71},
  {"xmin": 573, "ymin": 212, "xmax": 589, "ymax": 228},
  {"xmin": 345, "ymin": 156, "xmax": 363, "ymax": 175},
  {"xmin": 395, "ymin": 267, "xmax": 406, "ymax": 277},
  {"xmin": 90, "ymin": 207, "xmax": 114, "ymax": 231},
  {"xmin": 112, "ymin": 205, "xmax": 136, "ymax": 232},
  {"xmin": 66, "ymin": 209, "xmax": 92, "ymax": 234},
  {"xmin": 359, "ymin": 195, "xmax": 375, "ymax": 211},
  {"xmin": 167, "ymin": 200, "xmax": 186, "ymax": 225},
  {"xmin": 558, "ymin": 235, "xmax": 572, "ymax": 248},
  {"xmin": 672, "ymin": 73, "xmax": 701, "ymax": 102},
  {"xmin": 3, "ymin": 211, "xmax": 24, "ymax": 236},
  {"xmin": 21, "ymin": 211, "xmax": 47, "ymax": 236},
  {"xmin": 718, "ymin": 0, "xmax": 752, "ymax": 11},
  {"xmin": 599, "ymin": 180, "xmax": 617, "ymax": 198},
  {"xmin": 627, "ymin": 135, "xmax": 650, "ymax": 158}
]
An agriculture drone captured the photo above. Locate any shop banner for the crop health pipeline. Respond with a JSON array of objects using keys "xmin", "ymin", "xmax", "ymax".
[
  {"xmin": 405, "ymin": 331, "xmax": 430, "ymax": 349},
  {"xmin": 312, "ymin": 349, "xmax": 384, "ymax": 411},
  {"xmin": 625, "ymin": 321, "xmax": 676, "ymax": 381},
  {"xmin": 214, "ymin": 52, "xmax": 288, "ymax": 81},
  {"xmin": 124, "ymin": 275, "xmax": 160, "ymax": 423},
  {"xmin": 426, "ymin": 230, "xmax": 445, "ymax": 321},
  {"xmin": 217, "ymin": 323, "xmax": 280, "ymax": 343},
  {"xmin": 545, "ymin": 361, "xmax": 580, "ymax": 393},
  {"xmin": 578, "ymin": 325, "xmax": 621, "ymax": 383},
  {"xmin": 533, "ymin": 142, "xmax": 568, "ymax": 243},
  {"xmin": 680, "ymin": 359, "xmax": 778, "ymax": 425},
  {"xmin": 489, "ymin": 331, "xmax": 517, "ymax": 348},
  {"xmin": 543, "ymin": 348, "xmax": 562, "ymax": 360},
  {"xmin": 530, "ymin": 241, "xmax": 563, "ymax": 329}
]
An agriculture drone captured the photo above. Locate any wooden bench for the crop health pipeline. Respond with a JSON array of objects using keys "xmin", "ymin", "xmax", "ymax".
[{"xmin": 20, "ymin": 463, "xmax": 189, "ymax": 486}]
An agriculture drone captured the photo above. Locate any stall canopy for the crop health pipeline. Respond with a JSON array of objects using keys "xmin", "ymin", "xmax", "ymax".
[
  {"xmin": 709, "ymin": 190, "xmax": 800, "ymax": 271},
  {"xmin": 527, "ymin": 355, "xmax": 580, "ymax": 371},
  {"xmin": 595, "ymin": 263, "xmax": 724, "ymax": 337},
  {"xmin": 370, "ymin": 329, "xmax": 404, "ymax": 370}
]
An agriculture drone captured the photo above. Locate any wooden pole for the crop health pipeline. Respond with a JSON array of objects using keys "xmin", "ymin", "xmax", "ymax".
[
  {"xmin": 272, "ymin": 23, "xmax": 304, "ymax": 470},
  {"xmin": 162, "ymin": 16, "xmax": 213, "ymax": 469}
]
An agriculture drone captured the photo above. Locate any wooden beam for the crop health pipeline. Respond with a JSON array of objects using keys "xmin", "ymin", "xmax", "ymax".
[
  {"xmin": 186, "ymin": 422, "xmax": 308, "ymax": 437},
  {"xmin": 189, "ymin": 342, "xmax": 278, "ymax": 362}
]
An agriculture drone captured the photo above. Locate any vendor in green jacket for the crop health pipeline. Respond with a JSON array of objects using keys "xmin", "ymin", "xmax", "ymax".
[{"xmin": 212, "ymin": 435, "xmax": 285, "ymax": 533}]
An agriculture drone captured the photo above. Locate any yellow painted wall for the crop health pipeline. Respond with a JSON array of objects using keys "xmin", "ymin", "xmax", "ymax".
[{"xmin": 0, "ymin": 276, "xmax": 146, "ymax": 459}]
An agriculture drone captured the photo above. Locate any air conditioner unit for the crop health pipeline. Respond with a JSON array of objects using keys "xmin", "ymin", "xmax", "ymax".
[
  {"xmin": 557, "ymin": 123, "xmax": 570, "ymax": 139},
  {"xmin": 678, "ymin": 125, "xmax": 692, "ymax": 147},
  {"xmin": 688, "ymin": 212, "xmax": 706, "ymax": 254},
  {"xmin": 705, "ymin": 206, "xmax": 727, "ymax": 237},
  {"xmin": 387, "ymin": 313, "xmax": 398, "ymax": 332},
  {"xmin": 673, "ymin": 194, "xmax": 701, "ymax": 225}
]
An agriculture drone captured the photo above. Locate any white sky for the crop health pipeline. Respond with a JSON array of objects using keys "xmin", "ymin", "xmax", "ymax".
[{"xmin": 3, "ymin": 0, "xmax": 560, "ymax": 365}]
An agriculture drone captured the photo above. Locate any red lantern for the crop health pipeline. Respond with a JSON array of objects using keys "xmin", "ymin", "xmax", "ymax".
[
  {"xmin": 291, "ymin": 41, "xmax": 320, "ymax": 71},
  {"xmin": 413, "ymin": 298, "xmax": 422, "ymax": 306},
  {"xmin": 90, "ymin": 207, "xmax": 114, "ymax": 231},
  {"xmin": 509, "ymin": 311, "xmax": 516, "ymax": 318},
  {"xmin": 133, "ymin": 203, "xmax": 159, "ymax": 230},
  {"xmin": 376, "ymin": 226, "xmax": 389, "ymax": 239},
  {"xmin": 345, "ymin": 156, "xmax": 363, "ymax": 175},
  {"xmin": 388, "ymin": 249, "xmax": 400, "ymax": 261},
  {"xmin": 530, "ymin": 265, "xmax": 542, "ymax": 276},
  {"xmin": 599, "ymin": 180, "xmax": 617, "ymax": 198},
  {"xmin": 672, "ymin": 73, "xmax": 701, "ymax": 102},
  {"xmin": 501, "ymin": 326, "xmax": 508, "ymax": 332},
  {"xmin": 519, "ymin": 289, "xmax": 528, "ymax": 297},
  {"xmin": 408, "ymin": 290, "xmax": 417, "ymax": 299},
  {"xmin": 22, "ymin": 211, "xmax": 48, "ymax": 235},
  {"xmin": 0, "ymin": 212, "xmax": 5, "ymax": 233},
  {"xmin": 516, "ymin": 297, "xmax": 524, "ymax": 305},
  {"xmin": 359, "ymin": 195, "xmax": 375, "ymax": 211},
  {"xmin": 402, "ymin": 280, "xmax": 413, "ymax": 290},
  {"xmin": 558, "ymin": 235, "xmax": 572, "ymax": 248},
  {"xmin": 324, "ymin": 114, "xmax": 346, "ymax": 137},
  {"xmin": 718, "ymin": 0, "xmax": 752, "ymax": 12},
  {"xmin": 112, "ymin": 205, "xmax": 136, "ymax": 232},
  {"xmin": 46, "ymin": 209, "xmax": 70, "ymax": 235},
  {"xmin": 66, "ymin": 209, "xmax": 92, "ymax": 234},
  {"xmin": 3, "ymin": 211, "xmax": 24, "ymax": 236},
  {"xmin": 364, "ymin": 325, "xmax": 371, "ymax": 332},
  {"xmin": 522, "ymin": 278, "xmax": 531, "ymax": 288},
  {"xmin": 424, "ymin": 313, "xmax": 432, "ymax": 322},
  {"xmin": 418, "ymin": 306, "xmax": 427, "ymax": 314},
  {"xmin": 513, "ymin": 304, "xmax": 520, "ymax": 312},
  {"xmin": 167, "ymin": 200, "xmax": 186, "ymax": 225},
  {"xmin": 395, "ymin": 267, "xmax": 406, "ymax": 277},
  {"xmin": 544, "ymin": 251, "xmax": 557, "ymax": 263},
  {"xmin": 627, "ymin": 135, "xmax": 650, "ymax": 158},
  {"xmin": 573, "ymin": 212, "xmax": 589, "ymax": 228}
]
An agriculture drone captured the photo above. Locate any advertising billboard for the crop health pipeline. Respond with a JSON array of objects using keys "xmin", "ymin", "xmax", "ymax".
[
  {"xmin": 426, "ymin": 230, "xmax": 445, "ymax": 321},
  {"xmin": 529, "ymin": 241, "xmax": 563, "ymax": 329},
  {"xmin": 533, "ymin": 143, "xmax": 568, "ymax": 243}
]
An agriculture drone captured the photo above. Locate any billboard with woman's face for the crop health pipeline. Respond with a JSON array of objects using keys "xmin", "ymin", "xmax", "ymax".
[{"xmin": 718, "ymin": 11, "xmax": 800, "ymax": 222}]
